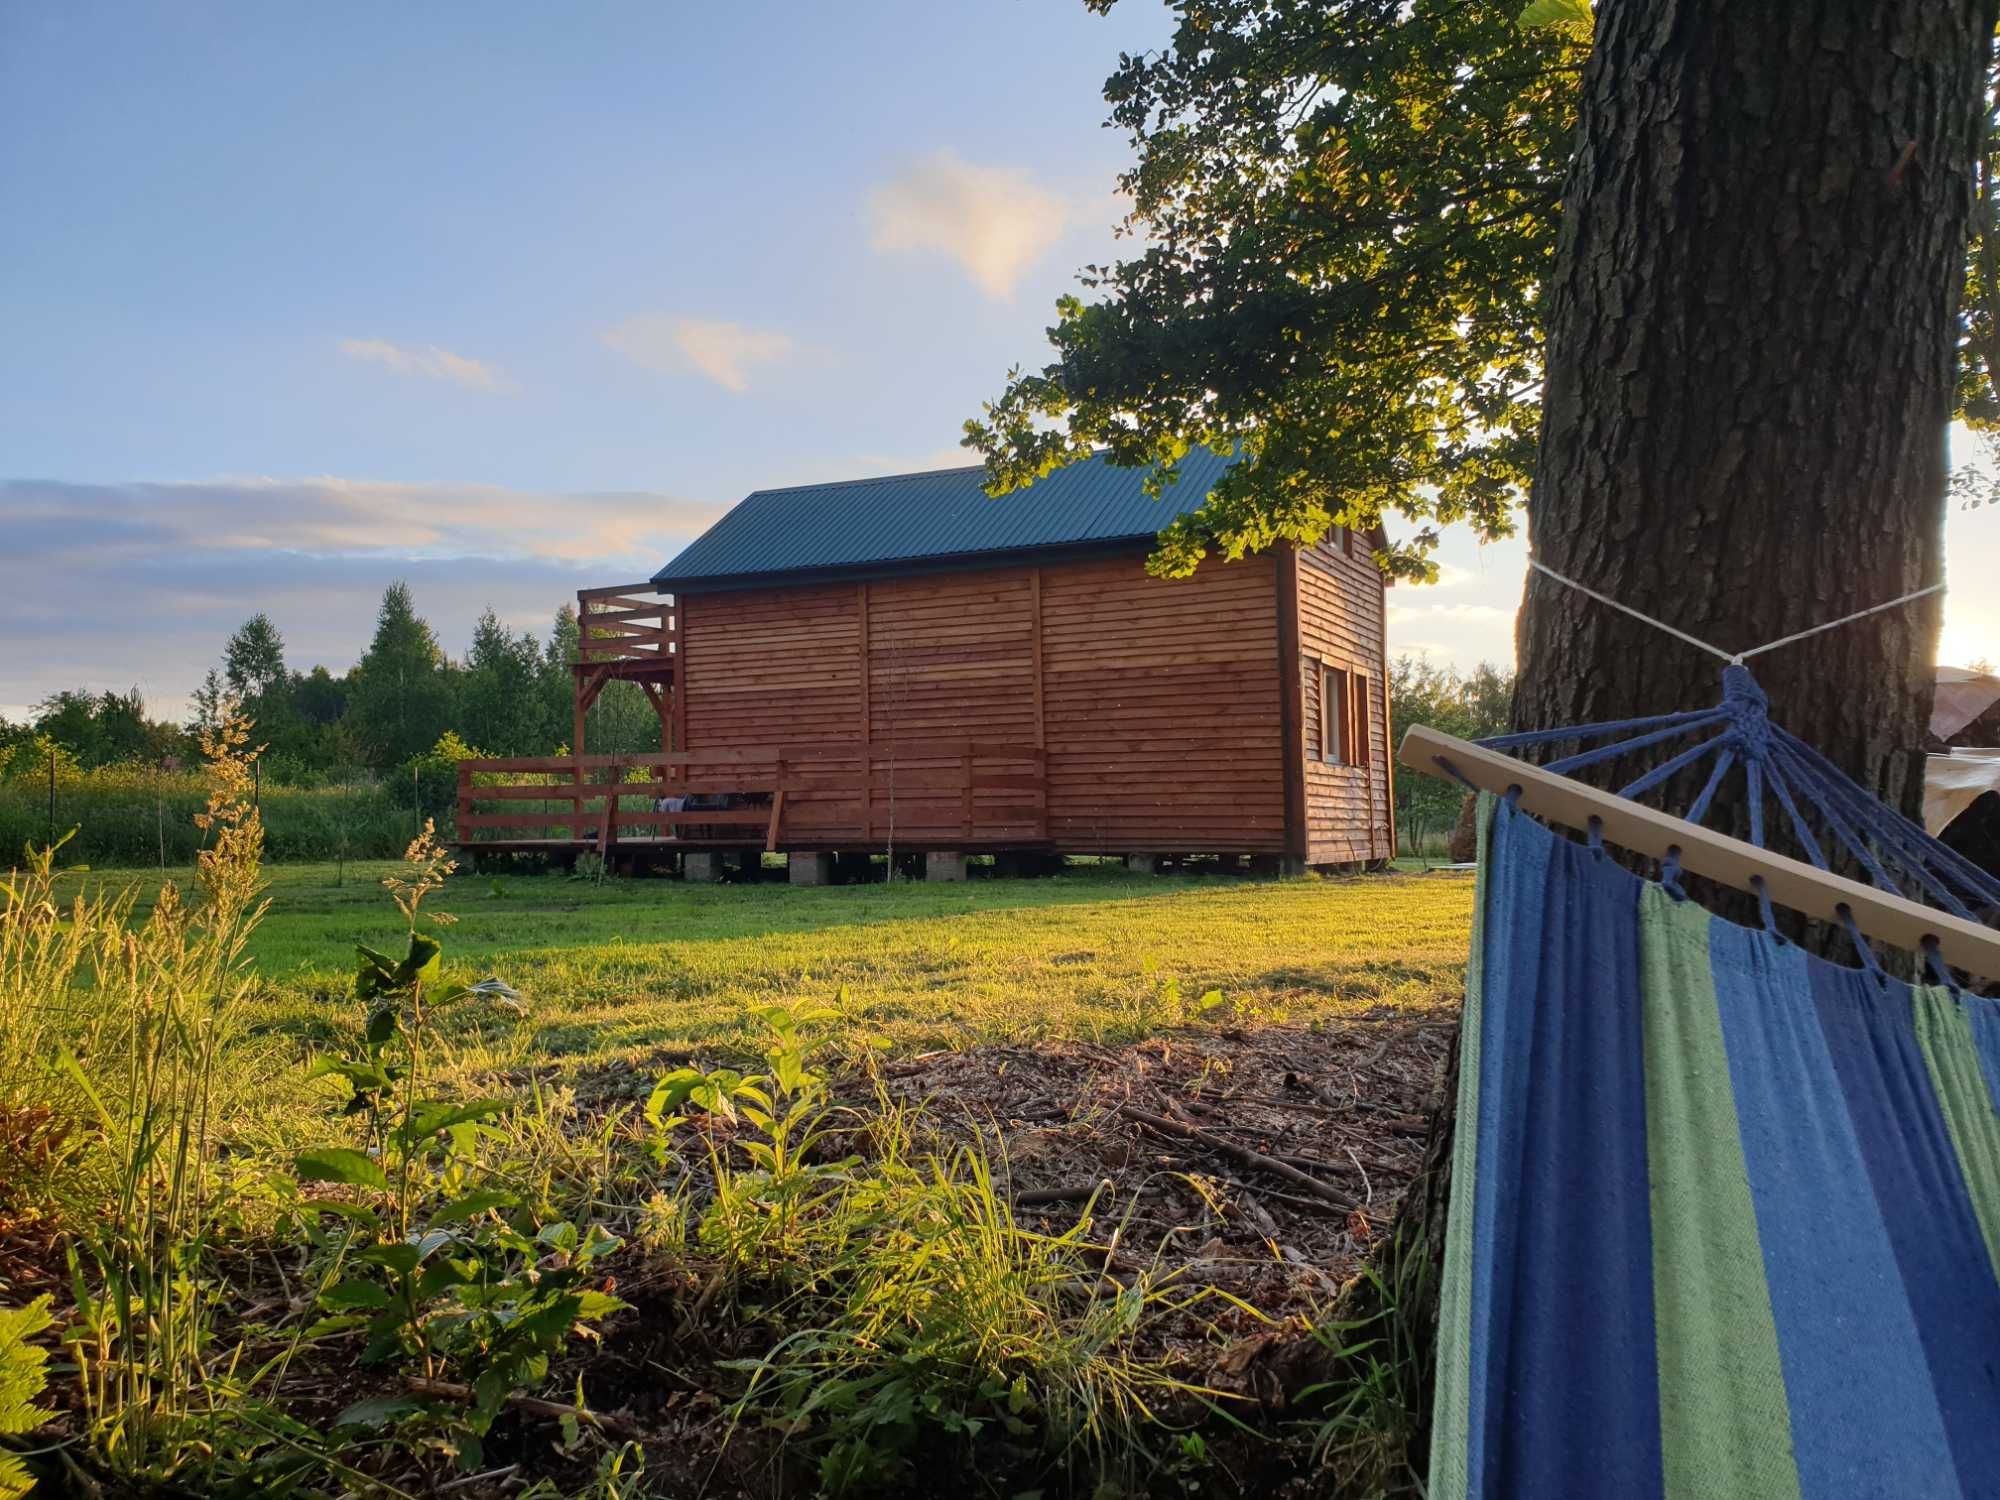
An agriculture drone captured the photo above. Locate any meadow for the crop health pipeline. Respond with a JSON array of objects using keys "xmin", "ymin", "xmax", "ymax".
[{"xmin": 3, "ymin": 749, "xmax": 1474, "ymax": 1500}]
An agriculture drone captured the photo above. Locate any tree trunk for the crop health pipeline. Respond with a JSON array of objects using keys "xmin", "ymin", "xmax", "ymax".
[
  {"xmin": 1380, "ymin": 10, "xmax": 1996, "ymax": 1490},
  {"xmin": 1513, "ymin": 0, "xmax": 1996, "ymax": 824}
]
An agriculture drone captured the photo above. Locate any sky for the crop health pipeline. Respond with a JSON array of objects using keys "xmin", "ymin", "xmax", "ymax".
[{"xmin": 4, "ymin": 1, "xmax": 1999, "ymax": 723}]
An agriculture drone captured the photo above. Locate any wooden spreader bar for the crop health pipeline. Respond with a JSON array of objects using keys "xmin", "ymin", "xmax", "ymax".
[{"xmin": 1397, "ymin": 724, "xmax": 2000, "ymax": 985}]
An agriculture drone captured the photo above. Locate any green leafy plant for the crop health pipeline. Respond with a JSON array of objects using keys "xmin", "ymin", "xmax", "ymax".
[
  {"xmin": 650, "ymin": 1005, "xmax": 1208, "ymax": 1495},
  {"xmin": 0, "ymin": 1295, "xmax": 55, "ymax": 1500},
  {"xmin": 295, "ymin": 824, "xmax": 625, "ymax": 1471}
]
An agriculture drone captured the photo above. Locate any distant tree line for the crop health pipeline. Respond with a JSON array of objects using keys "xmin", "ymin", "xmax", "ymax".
[
  {"xmin": 0, "ymin": 582, "xmax": 667, "ymax": 787},
  {"xmin": 1389, "ymin": 655, "xmax": 1513, "ymax": 857}
]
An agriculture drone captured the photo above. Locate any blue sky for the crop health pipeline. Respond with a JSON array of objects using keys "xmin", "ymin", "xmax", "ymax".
[{"xmin": 4, "ymin": 0, "xmax": 1997, "ymax": 720}]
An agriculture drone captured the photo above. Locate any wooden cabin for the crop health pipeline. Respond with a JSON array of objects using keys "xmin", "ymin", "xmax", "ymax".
[{"xmin": 455, "ymin": 450, "xmax": 1395, "ymax": 877}]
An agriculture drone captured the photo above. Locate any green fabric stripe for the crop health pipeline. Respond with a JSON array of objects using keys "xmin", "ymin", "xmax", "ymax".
[
  {"xmin": 1912, "ymin": 985, "xmax": 2000, "ymax": 1284},
  {"xmin": 1638, "ymin": 888, "xmax": 1800, "ymax": 1500},
  {"xmin": 1427, "ymin": 792, "xmax": 1493, "ymax": 1500}
]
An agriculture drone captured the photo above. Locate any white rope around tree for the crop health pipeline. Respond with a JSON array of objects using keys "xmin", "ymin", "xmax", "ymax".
[{"xmin": 1528, "ymin": 559, "xmax": 1945, "ymax": 665}]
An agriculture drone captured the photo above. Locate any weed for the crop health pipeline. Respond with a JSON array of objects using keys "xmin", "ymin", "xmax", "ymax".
[
  {"xmin": 1300, "ymin": 1233, "xmax": 1436, "ymax": 1499},
  {"xmin": 58, "ymin": 707, "xmax": 276, "ymax": 1481},
  {"xmin": 293, "ymin": 824, "xmax": 625, "ymax": 1472},
  {"xmin": 649, "ymin": 1005, "xmax": 1206, "ymax": 1495},
  {"xmin": 0, "ymin": 1295, "xmax": 55, "ymax": 1500}
]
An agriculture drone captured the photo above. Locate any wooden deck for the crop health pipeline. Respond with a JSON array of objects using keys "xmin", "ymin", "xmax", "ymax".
[
  {"xmin": 571, "ymin": 584, "xmax": 679, "ymax": 754},
  {"xmin": 454, "ymin": 741, "xmax": 1049, "ymax": 858}
]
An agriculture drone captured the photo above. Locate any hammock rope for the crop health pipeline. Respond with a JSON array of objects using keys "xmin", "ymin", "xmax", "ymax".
[{"xmin": 1475, "ymin": 664, "xmax": 2000, "ymax": 973}]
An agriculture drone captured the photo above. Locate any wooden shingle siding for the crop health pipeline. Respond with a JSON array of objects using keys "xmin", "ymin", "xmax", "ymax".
[{"xmin": 1295, "ymin": 533, "xmax": 1393, "ymax": 863}]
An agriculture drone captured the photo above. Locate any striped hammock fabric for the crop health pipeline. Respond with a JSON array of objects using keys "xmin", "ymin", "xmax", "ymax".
[{"xmin": 1432, "ymin": 796, "xmax": 2000, "ymax": 1499}]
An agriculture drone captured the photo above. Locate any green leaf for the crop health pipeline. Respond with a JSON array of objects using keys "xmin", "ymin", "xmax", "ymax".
[
  {"xmin": 357, "ymin": 1242, "xmax": 422, "ymax": 1276},
  {"xmin": 302, "ymin": 1199, "xmax": 382, "ymax": 1231},
  {"xmin": 401, "ymin": 932, "xmax": 444, "ymax": 987},
  {"xmin": 398, "ymin": 1097, "xmax": 510, "ymax": 1145},
  {"xmin": 302, "ymin": 1313, "xmax": 374, "ymax": 1339},
  {"xmin": 354, "ymin": 943, "xmax": 402, "ymax": 1002},
  {"xmin": 0, "ymin": 1294, "xmax": 56, "ymax": 1453},
  {"xmin": 294, "ymin": 1147, "xmax": 388, "ymax": 1191},
  {"xmin": 431, "ymin": 1188, "xmax": 522, "ymax": 1225},
  {"xmin": 319, "ymin": 1279, "xmax": 392, "ymax": 1311},
  {"xmin": 1518, "ymin": 0, "xmax": 1591, "ymax": 29},
  {"xmin": 306, "ymin": 1057, "xmax": 394, "ymax": 1092},
  {"xmin": 332, "ymin": 1395, "xmax": 424, "ymax": 1430},
  {"xmin": 572, "ymin": 1289, "xmax": 628, "ymax": 1321}
]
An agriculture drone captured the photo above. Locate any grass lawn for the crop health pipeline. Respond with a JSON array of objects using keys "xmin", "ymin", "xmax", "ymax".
[
  {"xmin": 63, "ymin": 857, "xmax": 1474, "ymax": 1088},
  {"xmin": 19, "ymin": 853, "xmax": 1476, "ymax": 1496}
]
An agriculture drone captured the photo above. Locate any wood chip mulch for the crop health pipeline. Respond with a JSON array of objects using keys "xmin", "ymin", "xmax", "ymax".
[{"xmin": 851, "ymin": 1011, "xmax": 1455, "ymax": 1401}]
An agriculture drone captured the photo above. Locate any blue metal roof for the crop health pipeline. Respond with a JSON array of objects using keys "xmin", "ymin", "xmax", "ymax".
[{"xmin": 653, "ymin": 447, "xmax": 1234, "ymax": 589}]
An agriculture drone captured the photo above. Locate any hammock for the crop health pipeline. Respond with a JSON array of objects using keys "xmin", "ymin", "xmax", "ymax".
[
  {"xmin": 1429, "ymin": 793, "xmax": 2000, "ymax": 1498},
  {"xmin": 1417, "ymin": 671, "xmax": 2000, "ymax": 1499}
]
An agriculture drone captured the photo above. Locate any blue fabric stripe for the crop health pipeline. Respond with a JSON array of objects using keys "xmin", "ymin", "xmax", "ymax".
[
  {"xmin": 1465, "ymin": 804, "xmax": 1662, "ymax": 1496},
  {"xmin": 1968, "ymin": 997, "xmax": 2000, "ymax": 1116},
  {"xmin": 1708, "ymin": 922, "xmax": 1960, "ymax": 1497},
  {"xmin": 1808, "ymin": 962, "xmax": 2000, "ymax": 1490}
]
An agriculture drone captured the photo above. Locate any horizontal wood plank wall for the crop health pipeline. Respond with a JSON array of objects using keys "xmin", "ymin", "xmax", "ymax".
[
  {"xmin": 867, "ymin": 571, "xmax": 1037, "ymax": 744},
  {"xmin": 681, "ymin": 583, "xmax": 863, "ymax": 749},
  {"xmin": 1296, "ymin": 533, "xmax": 1391, "ymax": 863},
  {"xmin": 1040, "ymin": 552, "xmax": 1286, "ymax": 853},
  {"xmin": 675, "ymin": 553, "xmax": 1287, "ymax": 853}
]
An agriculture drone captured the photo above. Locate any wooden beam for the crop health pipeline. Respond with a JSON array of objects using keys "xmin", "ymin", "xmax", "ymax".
[
  {"xmin": 1380, "ymin": 573, "xmax": 1398, "ymax": 860},
  {"xmin": 1397, "ymin": 724, "xmax": 2000, "ymax": 984},
  {"xmin": 1030, "ymin": 567, "xmax": 1045, "ymax": 750},
  {"xmin": 1274, "ymin": 546, "xmax": 1307, "ymax": 864},
  {"xmin": 671, "ymin": 594, "xmax": 689, "ymax": 767},
  {"xmin": 766, "ymin": 774, "xmax": 787, "ymax": 852}
]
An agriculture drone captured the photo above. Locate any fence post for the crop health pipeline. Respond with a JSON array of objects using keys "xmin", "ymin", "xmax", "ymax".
[{"xmin": 47, "ymin": 746, "xmax": 56, "ymax": 849}]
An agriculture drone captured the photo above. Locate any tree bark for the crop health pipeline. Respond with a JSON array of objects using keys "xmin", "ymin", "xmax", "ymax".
[{"xmin": 1514, "ymin": 0, "xmax": 1997, "ymax": 824}]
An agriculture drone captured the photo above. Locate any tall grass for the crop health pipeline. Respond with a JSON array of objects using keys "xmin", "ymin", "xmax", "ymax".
[
  {"xmin": 0, "ymin": 766, "xmax": 423, "ymax": 866},
  {"xmin": 2, "ymin": 711, "xmax": 275, "ymax": 1481}
]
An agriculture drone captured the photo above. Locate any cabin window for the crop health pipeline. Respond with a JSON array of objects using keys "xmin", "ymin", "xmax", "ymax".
[
  {"xmin": 1322, "ymin": 665, "xmax": 1351, "ymax": 764},
  {"xmin": 1353, "ymin": 671, "xmax": 1371, "ymax": 767}
]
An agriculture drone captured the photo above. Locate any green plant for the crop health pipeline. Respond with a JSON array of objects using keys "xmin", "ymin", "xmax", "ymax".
[
  {"xmin": 649, "ymin": 1005, "xmax": 1204, "ymax": 1495},
  {"xmin": 295, "ymin": 824, "xmax": 625, "ymax": 1471},
  {"xmin": 0, "ymin": 1295, "xmax": 54, "ymax": 1500},
  {"xmin": 58, "ymin": 708, "xmax": 276, "ymax": 1480},
  {"xmin": 1300, "ymin": 1234, "xmax": 1436, "ymax": 1499}
]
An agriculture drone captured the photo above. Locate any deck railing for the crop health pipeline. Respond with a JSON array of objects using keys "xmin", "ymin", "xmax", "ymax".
[
  {"xmin": 576, "ymin": 583, "xmax": 675, "ymax": 666},
  {"xmin": 454, "ymin": 742, "xmax": 1047, "ymax": 853}
]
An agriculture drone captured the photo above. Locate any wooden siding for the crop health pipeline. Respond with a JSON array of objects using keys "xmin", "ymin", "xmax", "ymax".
[
  {"xmin": 681, "ymin": 584, "xmax": 863, "ymax": 748},
  {"xmin": 675, "ymin": 549, "xmax": 1295, "ymax": 854},
  {"xmin": 867, "ymin": 572, "xmax": 1037, "ymax": 744},
  {"xmin": 1038, "ymin": 552, "xmax": 1286, "ymax": 853},
  {"xmin": 1294, "ymin": 532, "xmax": 1393, "ymax": 863}
]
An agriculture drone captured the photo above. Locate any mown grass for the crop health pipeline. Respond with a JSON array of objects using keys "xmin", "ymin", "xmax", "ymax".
[{"xmin": 62, "ymin": 859, "xmax": 1473, "ymax": 1073}]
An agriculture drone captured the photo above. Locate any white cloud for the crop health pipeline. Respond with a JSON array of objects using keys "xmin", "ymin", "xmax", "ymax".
[
  {"xmin": 337, "ymin": 337, "xmax": 511, "ymax": 392},
  {"xmin": 866, "ymin": 149, "xmax": 1068, "ymax": 299},
  {"xmin": 601, "ymin": 315, "xmax": 797, "ymax": 394},
  {"xmin": 0, "ymin": 476, "xmax": 731, "ymax": 717}
]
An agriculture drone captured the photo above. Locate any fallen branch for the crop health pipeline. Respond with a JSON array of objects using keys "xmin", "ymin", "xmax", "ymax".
[
  {"xmin": 1014, "ymin": 1181, "xmax": 1111, "ymax": 1207},
  {"xmin": 403, "ymin": 1376, "xmax": 644, "ymax": 1439},
  {"xmin": 1114, "ymin": 1104, "xmax": 1354, "ymax": 1211}
]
